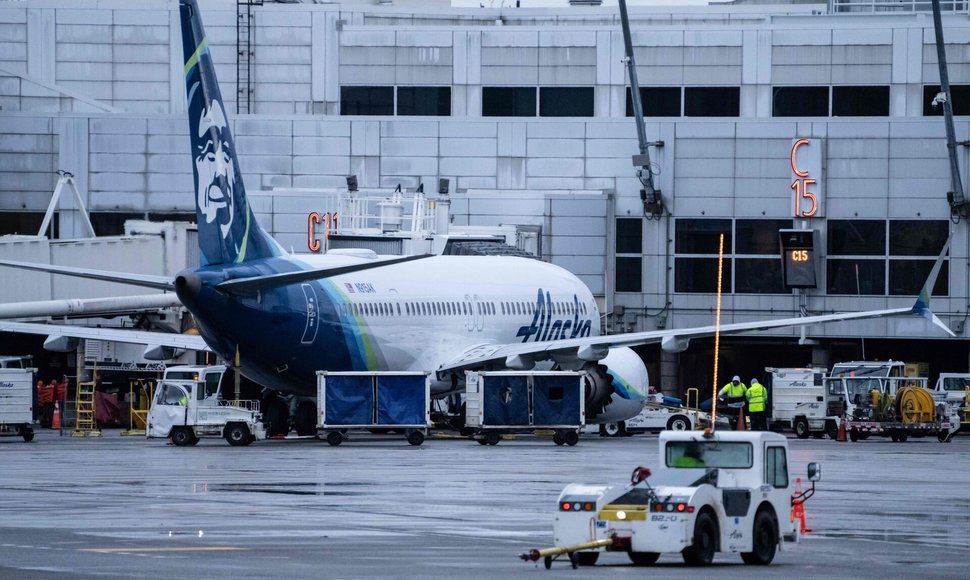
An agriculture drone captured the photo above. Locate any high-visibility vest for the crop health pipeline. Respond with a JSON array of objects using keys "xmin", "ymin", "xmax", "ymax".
[
  {"xmin": 720, "ymin": 382, "xmax": 747, "ymax": 399},
  {"xmin": 747, "ymin": 382, "xmax": 767, "ymax": 412}
]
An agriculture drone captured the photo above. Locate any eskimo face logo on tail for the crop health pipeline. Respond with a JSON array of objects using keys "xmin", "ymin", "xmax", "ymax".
[
  {"xmin": 193, "ymin": 98, "xmax": 235, "ymax": 240},
  {"xmin": 516, "ymin": 289, "xmax": 592, "ymax": 343}
]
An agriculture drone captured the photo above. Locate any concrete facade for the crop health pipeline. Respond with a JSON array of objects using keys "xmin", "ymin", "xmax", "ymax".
[{"xmin": 2, "ymin": 0, "xmax": 970, "ymax": 388}]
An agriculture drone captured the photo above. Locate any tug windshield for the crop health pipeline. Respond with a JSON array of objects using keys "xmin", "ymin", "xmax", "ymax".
[{"xmin": 666, "ymin": 441, "xmax": 753, "ymax": 469}]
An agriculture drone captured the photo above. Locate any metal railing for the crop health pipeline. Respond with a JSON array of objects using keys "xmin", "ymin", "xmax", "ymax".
[
  {"xmin": 829, "ymin": 0, "xmax": 968, "ymax": 13},
  {"xmin": 219, "ymin": 399, "xmax": 260, "ymax": 413}
]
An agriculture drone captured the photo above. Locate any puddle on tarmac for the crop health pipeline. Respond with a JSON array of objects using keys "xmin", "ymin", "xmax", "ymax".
[{"xmin": 207, "ymin": 482, "xmax": 364, "ymax": 496}]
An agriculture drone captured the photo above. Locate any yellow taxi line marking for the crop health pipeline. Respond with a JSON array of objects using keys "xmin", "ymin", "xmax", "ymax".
[{"xmin": 80, "ymin": 547, "xmax": 247, "ymax": 553}]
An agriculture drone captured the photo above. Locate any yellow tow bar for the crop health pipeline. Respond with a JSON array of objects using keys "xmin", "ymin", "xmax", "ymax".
[{"xmin": 519, "ymin": 538, "xmax": 614, "ymax": 569}]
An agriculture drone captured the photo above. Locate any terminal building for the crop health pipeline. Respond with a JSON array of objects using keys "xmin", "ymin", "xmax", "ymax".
[{"xmin": 1, "ymin": 0, "xmax": 970, "ymax": 394}]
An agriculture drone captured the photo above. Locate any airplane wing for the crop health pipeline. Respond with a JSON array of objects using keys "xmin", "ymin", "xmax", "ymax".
[
  {"xmin": 0, "ymin": 260, "xmax": 174, "ymax": 290},
  {"xmin": 439, "ymin": 239, "xmax": 954, "ymax": 373},
  {"xmin": 0, "ymin": 320, "xmax": 210, "ymax": 352}
]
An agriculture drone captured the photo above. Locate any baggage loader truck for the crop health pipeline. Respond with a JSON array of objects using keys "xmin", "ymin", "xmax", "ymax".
[{"xmin": 147, "ymin": 379, "xmax": 264, "ymax": 446}]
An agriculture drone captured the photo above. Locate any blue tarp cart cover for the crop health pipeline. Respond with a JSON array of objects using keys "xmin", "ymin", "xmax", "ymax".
[
  {"xmin": 376, "ymin": 374, "xmax": 426, "ymax": 425},
  {"xmin": 482, "ymin": 375, "xmax": 530, "ymax": 426},
  {"xmin": 532, "ymin": 374, "xmax": 582, "ymax": 425},
  {"xmin": 324, "ymin": 374, "xmax": 374, "ymax": 425}
]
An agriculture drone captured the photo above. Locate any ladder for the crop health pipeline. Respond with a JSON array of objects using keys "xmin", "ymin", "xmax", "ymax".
[
  {"xmin": 236, "ymin": 0, "xmax": 262, "ymax": 114},
  {"xmin": 73, "ymin": 379, "xmax": 101, "ymax": 438}
]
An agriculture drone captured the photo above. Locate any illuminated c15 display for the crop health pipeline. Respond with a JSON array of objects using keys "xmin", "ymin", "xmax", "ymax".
[{"xmin": 779, "ymin": 229, "xmax": 818, "ymax": 289}]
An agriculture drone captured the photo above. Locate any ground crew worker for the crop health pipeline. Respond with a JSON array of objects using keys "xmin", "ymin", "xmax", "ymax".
[
  {"xmin": 746, "ymin": 378, "xmax": 768, "ymax": 431},
  {"xmin": 673, "ymin": 442, "xmax": 706, "ymax": 468},
  {"xmin": 718, "ymin": 375, "xmax": 747, "ymax": 429}
]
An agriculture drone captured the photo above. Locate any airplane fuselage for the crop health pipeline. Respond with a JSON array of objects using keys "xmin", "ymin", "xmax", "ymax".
[{"xmin": 177, "ymin": 254, "xmax": 601, "ymax": 398}]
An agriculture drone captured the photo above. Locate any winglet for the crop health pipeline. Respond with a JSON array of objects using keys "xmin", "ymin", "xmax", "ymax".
[{"xmin": 912, "ymin": 236, "xmax": 954, "ymax": 336}]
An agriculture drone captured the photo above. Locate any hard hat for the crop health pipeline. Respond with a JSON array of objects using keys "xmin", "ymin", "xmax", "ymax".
[{"xmin": 732, "ymin": 375, "xmax": 741, "ymax": 382}]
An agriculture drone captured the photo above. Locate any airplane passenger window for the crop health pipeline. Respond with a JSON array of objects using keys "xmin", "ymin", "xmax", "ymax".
[{"xmin": 396, "ymin": 303, "xmax": 401, "ymax": 316}]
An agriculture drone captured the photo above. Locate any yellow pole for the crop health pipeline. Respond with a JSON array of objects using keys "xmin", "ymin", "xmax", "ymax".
[
  {"xmin": 710, "ymin": 233, "xmax": 725, "ymax": 431},
  {"xmin": 234, "ymin": 346, "xmax": 241, "ymax": 402}
]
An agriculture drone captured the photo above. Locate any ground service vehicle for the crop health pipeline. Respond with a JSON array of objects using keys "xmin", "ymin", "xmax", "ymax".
[
  {"xmin": 0, "ymin": 368, "xmax": 34, "ymax": 442},
  {"xmin": 826, "ymin": 373, "xmax": 959, "ymax": 442},
  {"xmin": 535, "ymin": 431, "xmax": 818, "ymax": 568},
  {"xmin": 766, "ymin": 367, "xmax": 835, "ymax": 439},
  {"xmin": 932, "ymin": 373, "xmax": 970, "ymax": 429},
  {"xmin": 147, "ymin": 379, "xmax": 264, "ymax": 446},
  {"xmin": 599, "ymin": 392, "xmax": 703, "ymax": 436}
]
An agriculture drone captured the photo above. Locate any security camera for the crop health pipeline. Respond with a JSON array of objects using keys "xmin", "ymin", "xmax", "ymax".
[{"xmin": 931, "ymin": 91, "xmax": 947, "ymax": 108}]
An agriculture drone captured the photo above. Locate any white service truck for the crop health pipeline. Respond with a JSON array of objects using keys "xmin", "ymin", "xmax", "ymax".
[
  {"xmin": 931, "ymin": 373, "xmax": 970, "ymax": 430},
  {"xmin": 0, "ymin": 368, "xmax": 34, "ymax": 442},
  {"xmin": 599, "ymin": 392, "xmax": 704, "ymax": 436},
  {"xmin": 766, "ymin": 367, "xmax": 836, "ymax": 439},
  {"xmin": 526, "ymin": 431, "xmax": 819, "ymax": 568},
  {"xmin": 147, "ymin": 378, "xmax": 264, "ymax": 446}
]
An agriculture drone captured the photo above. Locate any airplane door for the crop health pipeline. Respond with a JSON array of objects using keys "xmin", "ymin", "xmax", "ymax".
[
  {"xmin": 473, "ymin": 294, "xmax": 484, "ymax": 332},
  {"xmin": 147, "ymin": 383, "xmax": 190, "ymax": 437}
]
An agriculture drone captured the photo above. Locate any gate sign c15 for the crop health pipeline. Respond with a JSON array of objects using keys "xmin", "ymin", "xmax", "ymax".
[{"xmin": 790, "ymin": 138, "xmax": 823, "ymax": 218}]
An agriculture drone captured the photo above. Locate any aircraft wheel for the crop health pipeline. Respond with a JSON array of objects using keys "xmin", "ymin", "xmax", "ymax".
[
  {"xmin": 563, "ymin": 431, "xmax": 579, "ymax": 446},
  {"xmin": 575, "ymin": 552, "xmax": 598, "ymax": 566},
  {"xmin": 406, "ymin": 430, "xmax": 425, "ymax": 446},
  {"xmin": 326, "ymin": 431, "xmax": 343, "ymax": 446},
  {"xmin": 21, "ymin": 427, "xmax": 34, "ymax": 442},
  {"xmin": 263, "ymin": 398, "xmax": 289, "ymax": 437},
  {"xmin": 225, "ymin": 424, "xmax": 251, "ymax": 447},
  {"xmin": 628, "ymin": 551, "xmax": 660, "ymax": 566},
  {"xmin": 682, "ymin": 511, "xmax": 717, "ymax": 566},
  {"xmin": 741, "ymin": 509, "xmax": 778, "ymax": 565},
  {"xmin": 171, "ymin": 427, "xmax": 195, "ymax": 447},
  {"xmin": 793, "ymin": 417, "xmax": 810, "ymax": 439}
]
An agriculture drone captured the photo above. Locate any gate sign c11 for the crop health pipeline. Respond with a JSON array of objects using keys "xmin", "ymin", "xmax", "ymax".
[{"xmin": 790, "ymin": 138, "xmax": 823, "ymax": 218}]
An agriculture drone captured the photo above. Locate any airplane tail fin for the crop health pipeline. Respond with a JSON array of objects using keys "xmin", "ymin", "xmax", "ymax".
[
  {"xmin": 911, "ymin": 236, "xmax": 954, "ymax": 336},
  {"xmin": 179, "ymin": 0, "xmax": 279, "ymax": 266}
]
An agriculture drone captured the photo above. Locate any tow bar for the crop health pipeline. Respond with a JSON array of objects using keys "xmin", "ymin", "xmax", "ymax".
[{"xmin": 518, "ymin": 538, "xmax": 614, "ymax": 569}]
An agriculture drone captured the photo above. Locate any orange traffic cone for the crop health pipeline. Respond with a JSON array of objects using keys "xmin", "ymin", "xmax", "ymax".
[
  {"xmin": 52, "ymin": 401, "xmax": 61, "ymax": 430},
  {"xmin": 836, "ymin": 414, "xmax": 847, "ymax": 442},
  {"xmin": 736, "ymin": 407, "xmax": 746, "ymax": 431}
]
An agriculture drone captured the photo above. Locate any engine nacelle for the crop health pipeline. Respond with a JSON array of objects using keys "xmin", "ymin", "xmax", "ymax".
[
  {"xmin": 43, "ymin": 335, "xmax": 79, "ymax": 352},
  {"xmin": 583, "ymin": 347, "xmax": 650, "ymax": 423}
]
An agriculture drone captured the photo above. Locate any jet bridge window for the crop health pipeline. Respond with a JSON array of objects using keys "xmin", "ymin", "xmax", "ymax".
[{"xmin": 765, "ymin": 447, "xmax": 788, "ymax": 488}]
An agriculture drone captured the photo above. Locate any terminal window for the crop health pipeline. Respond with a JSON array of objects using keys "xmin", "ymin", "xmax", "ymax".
[
  {"xmin": 539, "ymin": 87, "xmax": 594, "ymax": 117},
  {"xmin": 0, "ymin": 211, "xmax": 58, "ymax": 238},
  {"xmin": 825, "ymin": 219, "xmax": 949, "ymax": 296},
  {"xmin": 923, "ymin": 85, "xmax": 970, "ymax": 116},
  {"xmin": 626, "ymin": 87, "xmax": 681, "ymax": 117},
  {"xmin": 615, "ymin": 218, "xmax": 643, "ymax": 293},
  {"xmin": 675, "ymin": 219, "xmax": 732, "ymax": 293},
  {"xmin": 734, "ymin": 219, "xmax": 792, "ymax": 294},
  {"xmin": 832, "ymin": 86, "xmax": 889, "ymax": 117},
  {"xmin": 772, "ymin": 86, "xmax": 828, "ymax": 117},
  {"xmin": 684, "ymin": 87, "xmax": 740, "ymax": 117},
  {"xmin": 340, "ymin": 86, "xmax": 394, "ymax": 115},
  {"xmin": 397, "ymin": 87, "xmax": 451, "ymax": 116},
  {"xmin": 482, "ymin": 87, "xmax": 537, "ymax": 117}
]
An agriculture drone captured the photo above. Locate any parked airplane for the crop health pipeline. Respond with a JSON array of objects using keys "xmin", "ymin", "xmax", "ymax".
[{"xmin": 0, "ymin": 0, "xmax": 953, "ymax": 435}]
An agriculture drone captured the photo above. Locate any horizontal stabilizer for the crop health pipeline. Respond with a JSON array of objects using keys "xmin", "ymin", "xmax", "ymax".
[
  {"xmin": 216, "ymin": 254, "xmax": 432, "ymax": 295},
  {"xmin": 0, "ymin": 260, "xmax": 173, "ymax": 291},
  {"xmin": 0, "ymin": 320, "xmax": 209, "ymax": 352}
]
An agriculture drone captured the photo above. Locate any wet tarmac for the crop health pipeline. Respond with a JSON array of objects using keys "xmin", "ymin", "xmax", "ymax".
[{"xmin": 0, "ymin": 430, "xmax": 968, "ymax": 579}]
